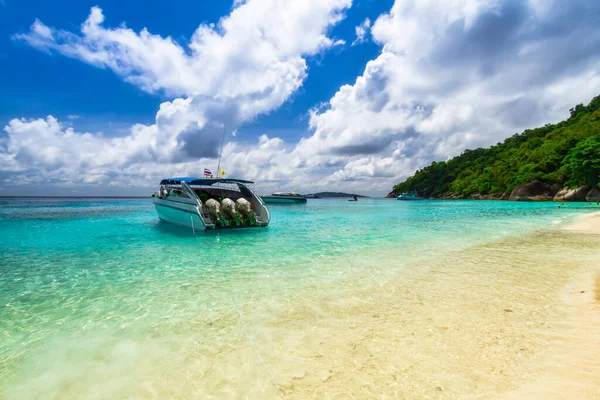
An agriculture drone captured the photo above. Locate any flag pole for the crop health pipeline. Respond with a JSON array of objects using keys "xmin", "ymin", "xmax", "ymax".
[{"xmin": 216, "ymin": 125, "xmax": 226, "ymax": 178}]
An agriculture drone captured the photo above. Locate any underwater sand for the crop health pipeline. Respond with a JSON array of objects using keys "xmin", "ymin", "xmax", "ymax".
[{"xmin": 1, "ymin": 199, "xmax": 599, "ymax": 399}]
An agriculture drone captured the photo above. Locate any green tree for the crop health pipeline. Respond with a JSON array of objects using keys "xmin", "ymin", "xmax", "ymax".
[
  {"xmin": 561, "ymin": 134, "xmax": 600, "ymax": 188},
  {"xmin": 391, "ymin": 95, "xmax": 600, "ymax": 197}
]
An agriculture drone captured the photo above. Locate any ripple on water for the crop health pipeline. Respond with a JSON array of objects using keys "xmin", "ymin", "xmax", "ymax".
[{"xmin": 1, "ymin": 199, "xmax": 599, "ymax": 399}]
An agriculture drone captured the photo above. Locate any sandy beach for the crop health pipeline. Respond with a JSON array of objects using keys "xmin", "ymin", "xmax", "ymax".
[
  {"xmin": 565, "ymin": 212, "xmax": 600, "ymax": 235},
  {"xmin": 121, "ymin": 211, "xmax": 600, "ymax": 400},
  {"xmin": 2, "ymin": 203, "xmax": 600, "ymax": 400},
  {"xmin": 265, "ymin": 218, "xmax": 600, "ymax": 399},
  {"xmin": 3, "ymin": 0, "xmax": 600, "ymax": 398},
  {"xmin": 497, "ymin": 212, "xmax": 600, "ymax": 399}
]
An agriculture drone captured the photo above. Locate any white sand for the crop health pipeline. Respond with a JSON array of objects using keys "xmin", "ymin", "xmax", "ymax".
[
  {"xmin": 6, "ymin": 219, "xmax": 600, "ymax": 399},
  {"xmin": 565, "ymin": 212, "xmax": 600, "ymax": 234},
  {"xmin": 497, "ymin": 271, "xmax": 600, "ymax": 400}
]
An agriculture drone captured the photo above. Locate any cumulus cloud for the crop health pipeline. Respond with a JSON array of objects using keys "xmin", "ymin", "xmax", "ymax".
[
  {"xmin": 4, "ymin": 0, "xmax": 600, "ymax": 196},
  {"xmin": 4, "ymin": 1, "xmax": 351, "ymax": 193},
  {"xmin": 14, "ymin": 2, "xmax": 349, "ymax": 100},
  {"xmin": 303, "ymin": 0, "xmax": 600, "ymax": 190},
  {"xmin": 352, "ymin": 18, "xmax": 371, "ymax": 45},
  {"xmin": 11, "ymin": 0, "xmax": 351, "ymax": 165},
  {"xmin": 0, "ymin": 115, "xmax": 300, "ymax": 192}
]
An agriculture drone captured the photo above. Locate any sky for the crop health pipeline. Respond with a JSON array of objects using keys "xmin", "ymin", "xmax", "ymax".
[{"xmin": 1, "ymin": 0, "xmax": 599, "ymax": 196}]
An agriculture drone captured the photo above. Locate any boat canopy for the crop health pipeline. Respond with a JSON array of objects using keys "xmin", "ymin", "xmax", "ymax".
[{"xmin": 160, "ymin": 177, "xmax": 254, "ymax": 186}]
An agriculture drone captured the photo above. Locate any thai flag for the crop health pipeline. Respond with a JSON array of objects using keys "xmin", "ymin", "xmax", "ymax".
[{"xmin": 204, "ymin": 168, "xmax": 212, "ymax": 177}]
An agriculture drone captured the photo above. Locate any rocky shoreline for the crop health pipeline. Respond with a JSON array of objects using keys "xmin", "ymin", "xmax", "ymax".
[{"xmin": 387, "ymin": 180, "xmax": 600, "ymax": 202}]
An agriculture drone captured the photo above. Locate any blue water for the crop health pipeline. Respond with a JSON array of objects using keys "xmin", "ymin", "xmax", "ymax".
[{"xmin": 0, "ymin": 198, "xmax": 596, "ymax": 398}]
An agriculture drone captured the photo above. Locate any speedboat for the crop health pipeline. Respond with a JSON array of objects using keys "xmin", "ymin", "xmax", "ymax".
[
  {"xmin": 152, "ymin": 177, "xmax": 270, "ymax": 231},
  {"xmin": 396, "ymin": 192, "xmax": 422, "ymax": 200},
  {"xmin": 261, "ymin": 192, "xmax": 307, "ymax": 204}
]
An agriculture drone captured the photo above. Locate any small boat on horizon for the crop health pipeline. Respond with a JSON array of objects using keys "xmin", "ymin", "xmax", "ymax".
[
  {"xmin": 261, "ymin": 192, "xmax": 307, "ymax": 204},
  {"xmin": 152, "ymin": 177, "xmax": 270, "ymax": 231},
  {"xmin": 396, "ymin": 192, "xmax": 422, "ymax": 201}
]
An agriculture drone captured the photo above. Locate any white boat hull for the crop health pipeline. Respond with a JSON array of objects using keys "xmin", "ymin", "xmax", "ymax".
[
  {"xmin": 261, "ymin": 196, "xmax": 307, "ymax": 204},
  {"xmin": 396, "ymin": 193, "xmax": 422, "ymax": 200},
  {"xmin": 152, "ymin": 179, "xmax": 270, "ymax": 231},
  {"xmin": 154, "ymin": 198, "xmax": 205, "ymax": 230}
]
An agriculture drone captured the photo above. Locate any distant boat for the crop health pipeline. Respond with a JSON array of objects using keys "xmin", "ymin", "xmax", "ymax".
[
  {"xmin": 396, "ymin": 192, "xmax": 422, "ymax": 201},
  {"xmin": 262, "ymin": 192, "xmax": 307, "ymax": 204},
  {"xmin": 348, "ymin": 195, "xmax": 358, "ymax": 202}
]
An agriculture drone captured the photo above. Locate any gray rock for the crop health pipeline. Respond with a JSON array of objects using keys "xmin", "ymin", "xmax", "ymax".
[
  {"xmin": 553, "ymin": 186, "xmax": 590, "ymax": 202},
  {"xmin": 586, "ymin": 186, "xmax": 600, "ymax": 202},
  {"xmin": 482, "ymin": 193, "xmax": 509, "ymax": 200},
  {"xmin": 509, "ymin": 180, "xmax": 562, "ymax": 201}
]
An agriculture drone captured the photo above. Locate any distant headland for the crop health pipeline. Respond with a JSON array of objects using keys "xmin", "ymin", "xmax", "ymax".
[
  {"xmin": 389, "ymin": 95, "xmax": 600, "ymax": 202},
  {"xmin": 307, "ymin": 192, "xmax": 368, "ymax": 199}
]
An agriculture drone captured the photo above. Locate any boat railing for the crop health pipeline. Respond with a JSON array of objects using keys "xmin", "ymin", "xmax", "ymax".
[
  {"xmin": 180, "ymin": 181, "xmax": 212, "ymax": 227},
  {"xmin": 241, "ymin": 183, "xmax": 270, "ymax": 223},
  {"xmin": 161, "ymin": 180, "xmax": 244, "ymax": 190}
]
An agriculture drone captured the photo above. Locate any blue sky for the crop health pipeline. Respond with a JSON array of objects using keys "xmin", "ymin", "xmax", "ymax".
[
  {"xmin": 1, "ymin": 0, "xmax": 599, "ymax": 196},
  {"xmin": 1, "ymin": 0, "xmax": 391, "ymax": 142}
]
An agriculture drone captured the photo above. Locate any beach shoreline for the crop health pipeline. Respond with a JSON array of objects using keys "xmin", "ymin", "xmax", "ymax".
[
  {"xmin": 270, "ymin": 212, "xmax": 600, "ymax": 399},
  {"xmin": 564, "ymin": 211, "xmax": 600, "ymax": 234},
  {"xmin": 227, "ymin": 214, "xmax": 600, "ymax": 399},
  {"xmin": 497, "ymin": 211, "xmax": 600, "ymax": 399},
  {"xmin": 2, "ymin": 203, "xmax": 600, "ymax": 399}
]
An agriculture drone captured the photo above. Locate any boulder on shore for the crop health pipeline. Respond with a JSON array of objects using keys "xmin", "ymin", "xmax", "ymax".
[
  {"xmin": 509, "ymin": 180, "xmax": 561, "ymax": 201},
  {"xmin": 471, "ymin": 193, "xmax": 509, "ymax": 200},
  {"xmin": 586, "ymin": 186, "xmax": 600, "ymax": 202},
  {"xmin": 553, "ymin": 186, "xmax": 590, "ymax": 202}
]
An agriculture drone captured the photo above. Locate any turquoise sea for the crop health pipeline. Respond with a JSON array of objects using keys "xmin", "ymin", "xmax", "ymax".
[{"xmin": 1, "ymin": 198, "xmax": 599, "ymax": 399}]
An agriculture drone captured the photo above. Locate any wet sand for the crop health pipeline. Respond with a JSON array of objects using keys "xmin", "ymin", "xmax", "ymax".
[
  {"xmin": 261, "ymin": 228, "xmax": 600, "ymax": 399},
  {"xmin": 565, "ymin": 211, "xmax": 600, "ymax": 234},
  {"xmin": 499, "ymin": 211, "xmax": 600, "ymax": 399},
  {"xmin": 250, "ymin": 214, "xmax": 600, "ymax": 399},
  {"xmin": 4, "ymin": 212, "xmax": 600, "ymax": 399},
  {"xmin": 139, "ymin": 216, "xmax": 600, "ymax": 400},
  {"xmin": 498, "ymin": 270, "xmax": 600, "ymax": 400}
]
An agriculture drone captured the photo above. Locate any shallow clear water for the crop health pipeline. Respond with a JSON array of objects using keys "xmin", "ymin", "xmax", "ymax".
[{"xmin": 1, "ymin": 198, "xmax": 598, "ymax": 399}]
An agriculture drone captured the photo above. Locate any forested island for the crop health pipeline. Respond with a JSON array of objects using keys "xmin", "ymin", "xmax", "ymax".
[
  {"xmin": 389, "ymin": 95, "xmax": 600, "ymax": 201},
  {"xmin": 309, "ymin": 192, "xmax": 368, "ymax": 198}
]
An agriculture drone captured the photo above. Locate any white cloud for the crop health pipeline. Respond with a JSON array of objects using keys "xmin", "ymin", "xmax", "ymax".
[
  {"xmin": 5, "ymin": 0, "xmax": 600, "ymax": 197},
  {"xmin": 352, "ymin": 18, "xmax": 371, "ymax": 45},
  {"xmin": 301, "ymin": 0, "xmax": 600, "ymax": 192},
  {"xmin": 4, "ymin": 1, "xmax": 352, "ymax": 194},
  {"xmin": 0, "ymin": 115, "xmax": 297, "ymax": 193},
  {"xmin": 14, "ymin": 1, "xmax": 350, "ymax": 102}
]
